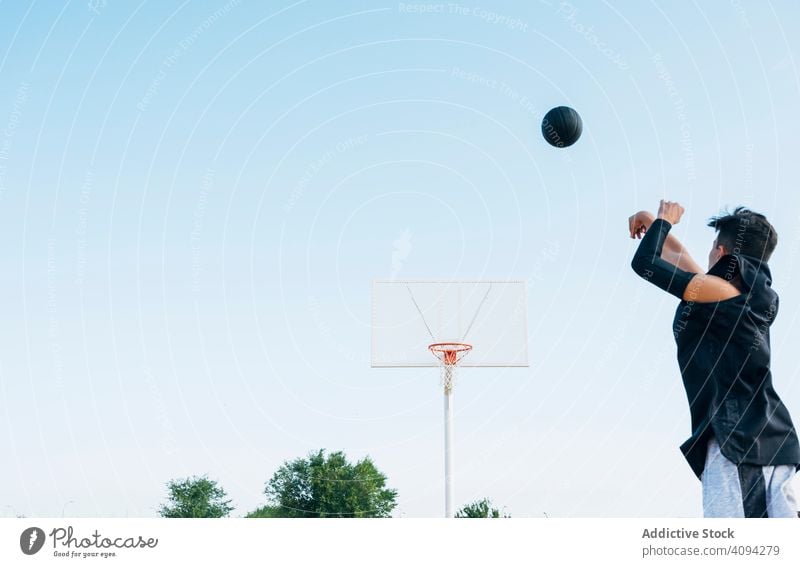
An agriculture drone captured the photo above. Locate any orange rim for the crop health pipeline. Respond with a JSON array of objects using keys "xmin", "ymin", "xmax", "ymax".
[{"xmin": 428, "ymin": 342, "xmax": 472, "ymax": 366}]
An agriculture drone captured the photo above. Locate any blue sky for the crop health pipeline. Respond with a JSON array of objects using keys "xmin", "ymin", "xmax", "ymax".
[{"xmin": 1, "ymin": 0, "xmax": 799, "ymax": 517}]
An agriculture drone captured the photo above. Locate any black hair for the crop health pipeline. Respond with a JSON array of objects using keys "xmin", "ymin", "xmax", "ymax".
[{"xmin": 707, "ymin": 206, "xmax": 778, "ymax": 261}]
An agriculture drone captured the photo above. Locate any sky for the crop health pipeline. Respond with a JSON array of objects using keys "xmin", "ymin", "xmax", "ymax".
[{"xmin": 1, "ymin": 0, "xmax": 800, "ymax": 518}]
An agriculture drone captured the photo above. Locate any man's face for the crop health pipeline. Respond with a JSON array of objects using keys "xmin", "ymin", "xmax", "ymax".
[{"xmin": 708, "ymin": 237, "xmax": 727, "ymax": 270}]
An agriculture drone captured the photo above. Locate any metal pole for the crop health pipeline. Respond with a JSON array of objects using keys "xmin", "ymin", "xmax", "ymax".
[{"xmin": 444, "ymin": 365, "xmax": 455, "ymax": 518}]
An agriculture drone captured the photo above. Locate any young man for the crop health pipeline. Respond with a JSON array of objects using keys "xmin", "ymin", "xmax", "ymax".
[{"xmin": 629, "ymin": 200, "xmax": 800, "ymax": 518}]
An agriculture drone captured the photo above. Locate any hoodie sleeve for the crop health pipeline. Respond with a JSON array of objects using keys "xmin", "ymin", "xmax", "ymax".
[{"xmin": 630, "ymin": 218, "xmax": 696, "ymax": 300}]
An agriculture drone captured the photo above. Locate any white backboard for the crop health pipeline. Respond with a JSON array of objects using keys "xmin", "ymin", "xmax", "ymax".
[{"xmin": 371, "ymin": 280, "xmax": 529, "ymax": 367}]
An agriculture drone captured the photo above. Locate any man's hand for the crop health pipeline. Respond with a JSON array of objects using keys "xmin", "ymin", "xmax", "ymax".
[
  {"xmin": 629, "ymin": 202, "xmax": 704, "ymax": 273},
  {"xmin": 628, "ymin": 210, "xmax": 655, "ymax": 239},
  {"xmin": 657, "ymin": 200, "xmax": 685, "ymax": 224}
]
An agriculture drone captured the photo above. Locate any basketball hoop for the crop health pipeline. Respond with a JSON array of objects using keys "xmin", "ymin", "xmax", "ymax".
[
  {"xmin": 372, "ymin": 280, "xmax": 528, "ymax": 519},
  {"xmin": 429, "ymin": 342, "xmax": 472, "ymax": 365},
  {"xmin": 429, "ymin": 342, "xmax": 472, "ymax": 394}
]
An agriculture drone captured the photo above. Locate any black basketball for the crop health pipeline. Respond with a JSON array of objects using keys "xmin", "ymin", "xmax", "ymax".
[{"xmin": 541, "ymin": 106, "xmax": 582, "ymax": 148}]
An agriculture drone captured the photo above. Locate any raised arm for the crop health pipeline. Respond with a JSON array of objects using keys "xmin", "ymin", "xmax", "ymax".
[
  {"xmin": 629, "ymin": 210, "xmax": 704, "ymax": 274},
  {"xmin": 630, "ymin": 217, "xmax": 697, "ymax": 299},
  {"xmin": 629, "ymin": 201, "xmax": 741, "ymax": 303}
]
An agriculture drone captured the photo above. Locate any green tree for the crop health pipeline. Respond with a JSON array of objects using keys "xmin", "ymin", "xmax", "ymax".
[
  {"xmin": 456, "ymin": 498, "xmax": 507, "ymax": 518},
  {"xmin": 249, "ymin": 449, "xmax": 397, "ymax": 518},
  {"xmin": 244, "ymin": 505, "xmax": 283, "ymax": 518},
  {"xmin": 158, "ymin": 475, "xmax": 234, "ymax": 518}
]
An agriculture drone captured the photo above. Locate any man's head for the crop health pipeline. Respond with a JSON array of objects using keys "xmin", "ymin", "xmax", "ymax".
[{"xmin": 707, "ymin": 206, "xmax": 778, "ymax": 269}]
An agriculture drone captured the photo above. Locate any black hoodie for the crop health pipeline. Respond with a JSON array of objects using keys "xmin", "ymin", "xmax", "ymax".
[{"xmin": 632, "ymin": 218, "xmax": 800, "ymax": 478}]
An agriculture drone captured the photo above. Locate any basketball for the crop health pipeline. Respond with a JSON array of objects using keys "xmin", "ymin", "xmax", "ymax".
[{"xmin": 541, "ymin": 106, "xmax": 583, "ymax": 148}]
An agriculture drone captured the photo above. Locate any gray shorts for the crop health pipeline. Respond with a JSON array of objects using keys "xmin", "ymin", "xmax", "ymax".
[{"xmin": 702, "ymin": 437, "xmax": 799, "ymax": 518}]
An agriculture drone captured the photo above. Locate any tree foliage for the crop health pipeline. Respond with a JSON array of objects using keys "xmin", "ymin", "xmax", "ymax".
[
  {"xmin": 158, "ymin": 475, "xmax": 234, "ymax": 518},
  {"xmin": 245, "ymin": 505, "xmax": 283, "ymax": 518},
  {"xmin": 252, "ymin": 449, "xmax": 398, "ymax": 518},
  {"xmin": 455, "ymin": 498, "xmax": 506, "ymax": 518}
]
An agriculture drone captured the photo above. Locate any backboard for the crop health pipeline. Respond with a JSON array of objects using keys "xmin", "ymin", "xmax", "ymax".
[{"xmin": 371, "ymin": 280, "xmax": 529, "ymax": 367}]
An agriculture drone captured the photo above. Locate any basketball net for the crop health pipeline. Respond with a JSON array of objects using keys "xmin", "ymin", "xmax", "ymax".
[
  {"xmin": 442, "ymin": 364, "xmax": 456, "ymax": 394},
  {"xmin": 429, "ymin": 343, "xmax": 472, "ymax": 394}
]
